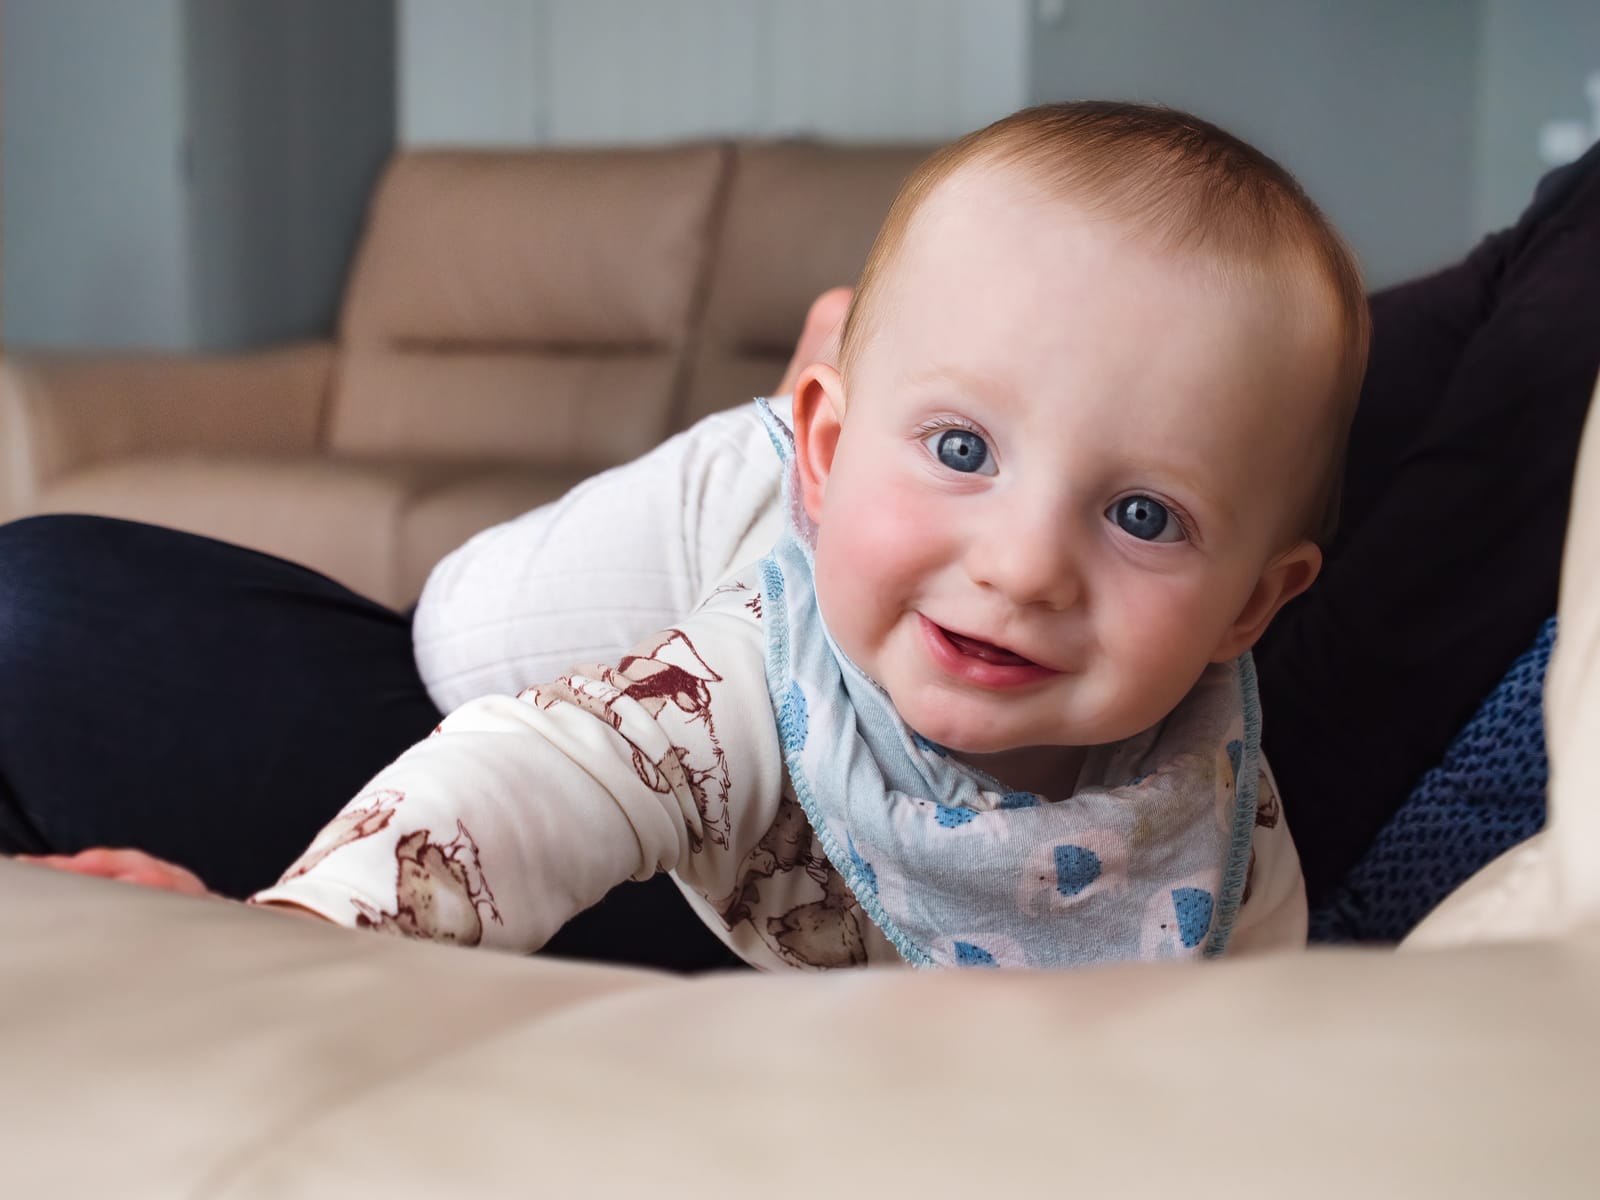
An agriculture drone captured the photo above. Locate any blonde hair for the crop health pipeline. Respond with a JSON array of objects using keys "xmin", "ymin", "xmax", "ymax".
[{"xmin": 840, "ymin": 101, "xmax": 1370, "ymax": 547}]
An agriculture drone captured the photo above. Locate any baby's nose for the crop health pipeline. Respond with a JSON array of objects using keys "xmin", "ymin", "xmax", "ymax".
[{"xmin": 965, "ymin": 512, "xmax": 1082, "ymax": 610}]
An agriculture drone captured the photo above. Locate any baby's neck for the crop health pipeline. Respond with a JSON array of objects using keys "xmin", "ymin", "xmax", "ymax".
[{"xmin": 955, "ymin": 743, "xmax": 1087, "ymax": 801}]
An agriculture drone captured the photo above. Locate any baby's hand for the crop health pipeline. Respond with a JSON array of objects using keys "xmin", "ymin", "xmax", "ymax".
[{"xmin": 15, "ymin": 847, "xmax": 213, "ymax": 897}]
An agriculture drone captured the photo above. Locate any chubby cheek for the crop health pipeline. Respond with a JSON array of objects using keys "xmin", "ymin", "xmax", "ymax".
[
  {"xmin": 812, "ymin": 466, "xmax": 942, "ymax": 664},
  {"xmin": 1096, "ymin": 576, "xmax": 1232, "ymax": 724}
]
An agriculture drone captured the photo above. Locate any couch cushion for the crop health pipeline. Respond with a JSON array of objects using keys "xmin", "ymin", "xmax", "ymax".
[
  {"xmin": 330, "ymin": 145, "xmax": 731, "ymax": 465},
  {"xmin": 5, "ymin": 857, "xmax": 1598, "ymax": 1197},
  {"xmin": 33, "ymin": 455, "xmax": 589, "ymax": 608},
  {"xmin": 684, "ymin": 141, "xmax": 932, "ymax": 422},
  {"xmin": 330, "ymin": 350, "xmax": 683, "ymax": 470}
]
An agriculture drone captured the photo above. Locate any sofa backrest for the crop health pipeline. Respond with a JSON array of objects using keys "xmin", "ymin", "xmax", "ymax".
[
  {"xmin": 682, "ymin": 141, "xmax": 932, "ymax": 426},
  {"xmin": 328, "ymin": 145, "xmax": 729, "ymax": 470},
  {"xmin": 327, "ymin": 139, "xmax": 931, "ymax": 471}
]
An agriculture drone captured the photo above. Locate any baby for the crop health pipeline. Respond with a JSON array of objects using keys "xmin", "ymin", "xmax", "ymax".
[{"xmin": 54, "ymin": 103, "xmax": 1372, "ymax": 969}]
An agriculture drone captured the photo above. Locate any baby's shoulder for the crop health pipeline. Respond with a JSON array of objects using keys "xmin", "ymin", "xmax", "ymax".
[{"xmin": 695, "ymin": 561, "xmax": 772, "ymax": 625}]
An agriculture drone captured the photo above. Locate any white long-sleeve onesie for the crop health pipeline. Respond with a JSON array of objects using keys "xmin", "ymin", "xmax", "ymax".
[
  {"xmin": 258, "ymin": 560, "xmax": 1307, "ymax": 967},
  {"xmin": 412, "ymin": 401, "xmax": 786, "ymax": 711}
]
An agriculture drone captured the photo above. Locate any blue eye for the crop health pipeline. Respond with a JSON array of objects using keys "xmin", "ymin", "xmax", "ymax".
[
  {"xmin": 1109, "ymin": 495, "xmax": 1184, "ymax": 542},
  {"xmin": 929, "ymin": 428, "xmax": 993, "ymax": 474}
]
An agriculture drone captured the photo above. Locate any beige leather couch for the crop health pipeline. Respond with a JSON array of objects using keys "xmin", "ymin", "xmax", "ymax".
[
  {"xmin": 0, "ymin": 141, "xmax": 929, "ymax": 607},
  {"xmin": 3, "ymin": 379, "xmax": 1597, "ymax": 1195}
]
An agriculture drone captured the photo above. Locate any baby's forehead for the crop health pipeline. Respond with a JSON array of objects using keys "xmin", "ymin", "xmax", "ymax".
[
  {"xmin": 852, "ymin": 158, "xmax": 1352, "ymax": 438},
  {"xmin": 885, "ymin": 189, "xmax": 1341, "ymax": 421},
  {"xmin": 888, "ymin": 168, "xmax": 1334, "ymax": 333},
  {"xmin": 908, "ymin": 162, "xmax": 1310, "ymax": 287}
]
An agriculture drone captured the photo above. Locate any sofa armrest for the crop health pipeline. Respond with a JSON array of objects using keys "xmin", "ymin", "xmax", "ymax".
[{"xmin": 0, "ymin": 341, "xmax": 336, "ymax": 520}]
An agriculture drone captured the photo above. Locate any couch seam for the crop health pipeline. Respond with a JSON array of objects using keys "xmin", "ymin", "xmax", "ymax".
[{"xmin": 664, "ymin": 140, "xmax": 738, "ymax": 439}]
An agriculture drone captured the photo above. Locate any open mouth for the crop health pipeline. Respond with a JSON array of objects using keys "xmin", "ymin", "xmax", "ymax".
[
  {"xmin": 919, "ymin": 617, "xmax": 1061, "ymax": 688},
  {"xmin": 941, "ymin": 628, "xmax": 1038, "ymax": 668}
]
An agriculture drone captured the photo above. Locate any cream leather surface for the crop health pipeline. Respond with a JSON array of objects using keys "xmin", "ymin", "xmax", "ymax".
[
  {"xmin": 33, "ymin": 454, "xmax": 590, "ymax": 607},
  {"xmin": 684, "ymin": 141, "xmax": 933, "ymax": 425},
  {"xmin": 1539, "ymin": 372, "xmax": 1600, "ymax": 930},
  {"xmin": 3, "ymin": 849, "xmax": 1595, "ymax": 1196},
  {"xmin": 1406, "ymin": 373, "xmax": 1600, "ymax": 950},
  {"xmin": 329, "ymin": 146, "xmax": 729, "ymax": 464},
  {"xmin": 338, "ymin": 147, "xmax": 730, "ymax": 348},
  {"xmin": 0, "ymin": 344, "xmax": 332, "ymax": 521}
]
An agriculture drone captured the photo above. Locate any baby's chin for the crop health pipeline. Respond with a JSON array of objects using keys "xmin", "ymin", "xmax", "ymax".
[
  {"xmin": 902, "ymin": 708, "xmax": 1151, "ymax": 759},
  {"xmin": 901, "ymin": 714, "xmax": 1077, "ymax": 758}
]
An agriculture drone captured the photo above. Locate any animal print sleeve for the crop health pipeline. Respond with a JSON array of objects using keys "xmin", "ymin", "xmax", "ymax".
[
  {"xmin": 249, "ymin": 565, "xmax": 786, "ymax": 953},
  {"xmin": 1225, "ymin": 756, "xmax": 1309, "ymax": 954}
]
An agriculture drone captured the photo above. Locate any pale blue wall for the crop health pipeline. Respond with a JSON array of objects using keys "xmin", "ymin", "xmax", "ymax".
[
  {"xmin": 2, "ymin": 0, "xmax": 194, "ymax": 349},
  {"xmin": 1029, "ymin": 0, "xmax": 1480, "ymax": 289},
  {"xmin": 185, "ymin": 0, "xmax": 395, "ymax": 348},
  {"xmin": 396, "ymin": 0, "xmax": 1030, "ymax": 145},
  {"xmin": 1475, "ymin": 0, "xmax": 1600, "ymax": 233},
  {"xmin": 1030, "ymin": 0, "xmax": 1600, "ymax": 288},
  {"xmin": 1, "ymin": 0, "xmax": 393, "ymax": 352},
  {"xmin": 7, "ymin": 2, "xmax": 1596, "ymax": 348}
]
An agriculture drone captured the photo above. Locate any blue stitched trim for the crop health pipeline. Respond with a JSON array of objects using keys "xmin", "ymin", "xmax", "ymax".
[
  {"xmin": 1203, "ymin": 651, "xmax": 1261, "ymax": 957},
  {"xmin": 760, "ymin": 555, "xmax": 934, "ymax": 967},
  {"xmin": 754, "ymin": 397, "xmax": 788, "ymax": 459},
  {"xmin": 753, "ymin": 397, "xmax": 935, "ymax": 966}
]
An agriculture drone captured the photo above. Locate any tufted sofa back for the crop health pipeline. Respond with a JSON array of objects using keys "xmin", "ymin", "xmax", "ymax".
[
  {"xmin": 330, "ymin": 145, "xmax": 728, "ymax": 470},
  {"xmin": 329, "ymin": 140, "xmax": 931, "ymax": 472},
  {"xmin": 1, "ymin": 138, "xmax": 934, "ymax": 606}
]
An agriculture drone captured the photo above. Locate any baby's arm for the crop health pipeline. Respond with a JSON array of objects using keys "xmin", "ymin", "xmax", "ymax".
[
  {"xmin": 1226, "ymin": 759, "xmax": 1309, "ymax": 954},
  {"xmin": 412, "ymin": 400, "xmax": 784, "ymax": 711},
  {"xmin": 411, "ymin": 287, "xmax": 850, "ymax": 713},
  {"xmin": 254, "ymin": 577, "xmax": 783, "ymax": 953}
]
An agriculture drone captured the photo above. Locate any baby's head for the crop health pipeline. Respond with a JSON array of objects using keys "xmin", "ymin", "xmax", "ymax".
[{"xmin": 791, "ymin": 102, "xmax": 1368, "ymax": 758}]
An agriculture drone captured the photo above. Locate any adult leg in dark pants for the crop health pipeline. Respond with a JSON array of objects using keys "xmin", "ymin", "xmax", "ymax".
[
  {"xmin": 0, "ymin": 514, "xmax": 743, "ymax": 971},
  {"xmin": 0, "ymin": 514, "xmax": 442, "ymax": 897}
]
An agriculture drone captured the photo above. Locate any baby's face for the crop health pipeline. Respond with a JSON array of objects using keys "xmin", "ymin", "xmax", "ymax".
[{"xmin": 800, "ymin": 169, "xmax": 1337, "ymax": 756}]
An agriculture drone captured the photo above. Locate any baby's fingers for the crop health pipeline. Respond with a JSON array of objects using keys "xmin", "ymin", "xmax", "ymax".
[
  {"xmin": 15, "ymin": 848, "xmax": 212, "ymax": 896},
  {"xmin": 113, "ymin": 862, "xmax": 210, "ymax": 895},
  {"xmin": 18, "ymin": 847, "xmax": 147, "ymax": 877}
]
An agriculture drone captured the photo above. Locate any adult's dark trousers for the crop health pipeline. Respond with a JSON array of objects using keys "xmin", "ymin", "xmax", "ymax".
[{"xmin": 0, "ymin": 514, "xmax": 742, "ymax": 971}]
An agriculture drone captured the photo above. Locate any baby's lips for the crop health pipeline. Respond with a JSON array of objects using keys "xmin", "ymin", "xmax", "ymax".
[{"xmin": 942, "ymin": 628, "xmax": 1037, "ymax": 667}]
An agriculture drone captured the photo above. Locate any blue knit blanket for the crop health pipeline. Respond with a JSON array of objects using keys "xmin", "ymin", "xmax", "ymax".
[{"xmin": 1309, "ymin": 616, "xmax": 1555, "ymax": 942}]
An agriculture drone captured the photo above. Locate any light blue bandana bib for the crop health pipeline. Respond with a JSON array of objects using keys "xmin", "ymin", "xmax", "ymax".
[{"xmin": 754, "ymin": 399, "xmax": 1259, "ymax": 968}]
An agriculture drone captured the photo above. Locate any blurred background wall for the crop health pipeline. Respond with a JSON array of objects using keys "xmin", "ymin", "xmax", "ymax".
[
  {"xmin": 2, "ymin": 0, "xmax": 395, "ymax": 352},
  {"xmin": 3, "ymin": 0, "xmax": 1596, "ymax": 353},
  {"xmin": 397, "ymin": 0, "xmax": 1030, "ymax": 146}
]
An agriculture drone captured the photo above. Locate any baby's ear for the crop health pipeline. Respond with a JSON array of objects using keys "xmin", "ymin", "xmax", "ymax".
[
  {"xmin": 792, "ymin": 363, "xmax": 846, "ymax": 524},
  {"xmin": 1210, "ymin": 541, "xmax": 1322, "ymax": 662}
]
